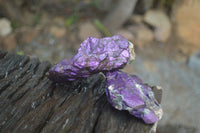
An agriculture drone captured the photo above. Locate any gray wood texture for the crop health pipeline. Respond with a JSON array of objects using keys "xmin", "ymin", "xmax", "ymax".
[{"xmin": 0, "ymin": 51, "xmax": 161, "ymax": 133}]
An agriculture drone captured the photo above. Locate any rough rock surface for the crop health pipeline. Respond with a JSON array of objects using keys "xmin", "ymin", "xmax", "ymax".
[
  {"xmin": 175, "ymin": 1, "xmax": 200, "ymax": 50},
  {"xmin": 144, "ymin": 10, "xmax": 171, "ymax": 42},
  {"xmin": 128, "ymin": 24, "xmax": 154, "ymax": 48},
  {"xmin": 106, "ymin": 71, "xmax": 163, "ymax": 124},
  {"xmin": 125, "ymin": 54, "xmax": 200, "ymax": 132},
  {"xmin": 49, "ymin": 35, "xmax": 135, "ymax": 82},
  {"xmin": 0, "ymin": 18, "xmax": 12, "ymax": 37}
]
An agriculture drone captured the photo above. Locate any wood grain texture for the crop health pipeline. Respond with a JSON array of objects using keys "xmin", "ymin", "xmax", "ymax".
[{"xmin": 0, "ymin": 51, "xmax": 160, "ymax": 133}]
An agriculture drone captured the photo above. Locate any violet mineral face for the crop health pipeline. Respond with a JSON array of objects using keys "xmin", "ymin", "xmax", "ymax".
[
  {"xmin": 105, "ymin": 71, "xmax": 163, "ymax": 124},
  {"xmin": 49, "ymin": 35, "xmax": 135, "ymax": 82},
  {"xmin": 48, "ymin": 35, "xmax": 163, "ymax": 124},
  {"xmin": 72, "ymin": 35, "xmax": 135, "ymax": 71},
  {"xmin": 48, "ymin": 59, "xmax": 78, "ymax": 82}
]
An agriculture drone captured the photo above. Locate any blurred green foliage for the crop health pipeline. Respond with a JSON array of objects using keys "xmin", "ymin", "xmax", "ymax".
[
  {"xmin": 89, "ymin": 0, "xmax": 101, "ymax": 9},
  {"xmin": 93, "ymin": 19, "xmax": 111, "ymax": 37},
  {"xmin": 34, "ymin": 13, "xmax": 40, "ymax": 25},
  {"xmin": 11, "ymin": 21, "xmax": 19, "ymax": 29},
  {"xmin": 17, "ymin": 50, "xmax": 24, "ymax": 56},
  {"xmin": 65, "ymin": 13, "xmax": 80, "ymax": 27}
]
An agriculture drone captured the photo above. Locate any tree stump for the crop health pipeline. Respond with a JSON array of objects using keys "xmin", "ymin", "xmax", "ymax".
[{"xmin": 0, "ymin": 51, "xmax": 161, "ymax": 133}]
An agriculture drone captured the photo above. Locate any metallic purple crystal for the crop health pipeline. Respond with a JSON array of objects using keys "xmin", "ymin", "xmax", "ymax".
[
  {"xmin": 105, "ymin": 71, "xmax": 163, "ymax": 124},
  {"xmin": 49, "ymin": 35, "xmax": 135, "ymax": 82}
]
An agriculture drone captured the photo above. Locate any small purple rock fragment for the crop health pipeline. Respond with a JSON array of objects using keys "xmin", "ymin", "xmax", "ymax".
[
  {"xmin": 48, "ymin": 59, "xmax": 78, "ymax": 82},
  {"xmin": 49, "ymin": 35, "xmax": 135, "ymax": 82},
  {"xmin": 105, "ymin": 71, "xmax": 163, "ymax": 124}
]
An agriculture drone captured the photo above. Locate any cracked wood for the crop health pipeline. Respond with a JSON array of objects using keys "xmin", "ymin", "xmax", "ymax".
[{"xmin": 0, "ymin": 51, "xmax": 159, "ymax": 133}]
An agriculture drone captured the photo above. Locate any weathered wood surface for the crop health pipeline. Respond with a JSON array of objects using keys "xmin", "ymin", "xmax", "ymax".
[{"xmin": 0, "ymin": 51, "xmax": 160, "ymax": 133}]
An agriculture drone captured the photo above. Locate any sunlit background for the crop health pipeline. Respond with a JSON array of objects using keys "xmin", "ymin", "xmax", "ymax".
[{"xmin": 0, "ymin": 0, "xmax": 200, "ymax": 132}]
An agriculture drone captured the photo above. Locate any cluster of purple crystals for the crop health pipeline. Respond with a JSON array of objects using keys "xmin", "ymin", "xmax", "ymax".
[{"xmin": 48, "ymin": 35, "xmax": 163, "ymax": 124}]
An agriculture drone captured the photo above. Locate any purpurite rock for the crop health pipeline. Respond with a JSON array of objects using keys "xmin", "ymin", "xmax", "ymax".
[
  {"xmin": 48, "ymin": 35, "xmax": 163, "ymax": 124},
  {"xmin": 105, "ymin": 71, "xmax": 163, "ymax": 124},
  {"xmin": 49, "ymin": 35, "xmax": 135, "ymax": 82}
]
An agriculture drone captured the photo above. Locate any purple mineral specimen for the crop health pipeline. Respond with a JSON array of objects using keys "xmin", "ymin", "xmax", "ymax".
[
  {"xmin": 49, "ymin": 35, "xmax": 135, "ymax": 82},
  {"xmin": 105, "ymin": 71, "xmax": 163, "ymax": 124}
]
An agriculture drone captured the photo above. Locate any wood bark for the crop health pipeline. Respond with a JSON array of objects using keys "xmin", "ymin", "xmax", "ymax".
[{"xmin": 0, "ymin": 51, "xmax": 161, "ymax": 133}]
